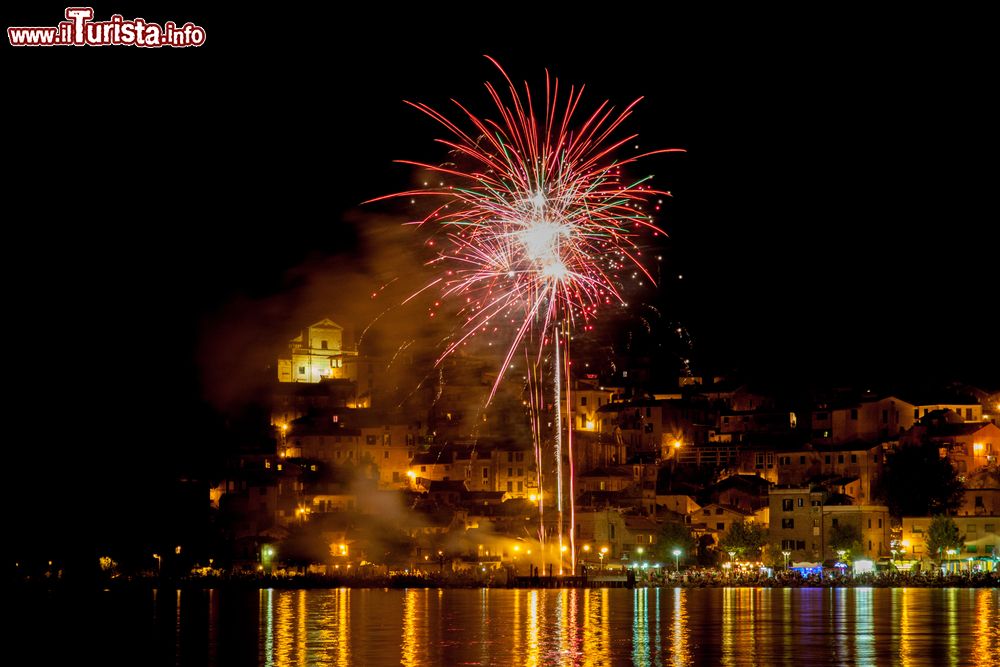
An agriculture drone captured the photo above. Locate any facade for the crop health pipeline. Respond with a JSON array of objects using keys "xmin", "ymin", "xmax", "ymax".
[
  {"xmin": 901, "ymin": 516, "xmax": 999, "ymax": 563},
  {"xmin": 810, "ymin": 395, "xmax": 912, "ymax": 443},
  {"xmin": 774, "ymin": 441, "xmax": 884, "ymax": 503},
  {"xmin": 277, "ymin": 318, "xmax": 357, "ymax": 383},
  {"xmin": 768, "ymin": 487, "xmax": 825, "ymax": 562},
  {"xmin": 768, "ymin": 487, "xmax": 890, "ymax": 562}
]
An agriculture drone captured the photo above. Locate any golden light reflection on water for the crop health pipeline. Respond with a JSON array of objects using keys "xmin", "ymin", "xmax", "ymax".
[
  {"xmin": 401, "ymin": 588, "xmax": 422, "ymax": 667},
  {"xmin": 671, "ymin": 586, "xmax": 690, "ymax": 667},
  {"xmin": 632, "ymin": 588, "xmax": 648, "ymax": 666},
  {"xmin": 722, "ymin": 587, "xmax": 760, "ymax": 665},
  {"xmin": 249, "ymin": 587, "xmax": 1000, "ymax": 666}
]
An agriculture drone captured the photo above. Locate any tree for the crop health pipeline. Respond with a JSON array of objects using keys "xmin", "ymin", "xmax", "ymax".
[
  {"xmin": 925, "ymin": 515, "xmax": 964, "ymax": 564},
  {"xmin": 827, "ymin": 523, "xmax": 862, "ymax": 562},
  {"xmin": 718, "ymin": 520, "xmax": 767, "ymax": 560},
  {"xmin": 654, "ymin": 521, "xmax": 696, "ymax": 563},
  {"xmin": 879, "ymin": 442, "xmax": 964, "ymax": 517}
]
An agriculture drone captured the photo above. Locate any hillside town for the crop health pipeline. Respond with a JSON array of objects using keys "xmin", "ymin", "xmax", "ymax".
[{"xmin": 199, "ymin": 318, "xmax": 999, "ymax": 582}]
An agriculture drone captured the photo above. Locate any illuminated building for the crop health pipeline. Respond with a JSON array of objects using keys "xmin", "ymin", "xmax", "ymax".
[
  {"xmin": 901, "ymin": 516, "xmax": 999, "ymax": 570},
  {"xmin": 277, "ymin": 318, "xmax": 357, "ymax": 384},
  {"xmin": 769, "ymin": 486, "xmax": 891, "ymax": 562}
]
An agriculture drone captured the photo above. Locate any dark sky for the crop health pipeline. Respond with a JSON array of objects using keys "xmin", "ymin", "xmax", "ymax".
[{"xmin": 6, "ymin": 6, "xmax": 997, "ymax": 553}]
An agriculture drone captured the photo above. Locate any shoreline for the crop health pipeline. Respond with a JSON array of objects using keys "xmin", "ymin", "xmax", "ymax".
[{"xmin": 14, "ymin": 572, "xmax": 999, "ymax": 593}]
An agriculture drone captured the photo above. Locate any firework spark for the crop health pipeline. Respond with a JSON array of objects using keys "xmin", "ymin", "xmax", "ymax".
[{"xmin": 370, "ymin": 58, "xmax": 683, "ymax": 400}]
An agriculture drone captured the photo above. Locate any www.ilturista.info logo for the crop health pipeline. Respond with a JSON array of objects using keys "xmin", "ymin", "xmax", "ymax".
[{"xmin": 8, "ymin": 7, "xmax": 206, "ymax": 47}]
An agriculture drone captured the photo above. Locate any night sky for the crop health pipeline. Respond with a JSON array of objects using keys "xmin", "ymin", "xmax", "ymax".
[{"xmin": 6, "ymin": 7, "xmax": 997, "ymax": 556}]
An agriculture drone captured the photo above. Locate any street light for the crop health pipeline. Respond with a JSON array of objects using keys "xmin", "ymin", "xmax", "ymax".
[
  {"xmin": 599, "ymin": 546, "xmax": 608, "ymax": 571},
  {"xmin": 782, "ymin": 550, "xmax": 791, "ymax": 570},
  {"xmin": 152, "ymin": 553, "xmax": 161, "ymax": 575},
  {"xmin": 672, "ymin": 548, "xmax": 681, "ymax": 572}
]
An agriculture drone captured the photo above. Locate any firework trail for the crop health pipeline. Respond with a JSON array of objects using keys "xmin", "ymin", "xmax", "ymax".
[
  {"xmin": 371, "ymin": 57, "xmax": 681, "ymax": 574},
  {"xmin": 369, "ymin": 57, "xmax": 682, "ymax": 396}
]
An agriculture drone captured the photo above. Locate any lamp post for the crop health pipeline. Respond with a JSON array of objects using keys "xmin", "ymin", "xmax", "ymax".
[
  {"xmin": 672, "ymin": 549, "xmax": 681, "ymax": 572},
  {"xmin": 152, "ymin": 553, "xmax": 161, "ymax": 576},
  {"xmin": 600, "ymin": 546, "xmax": 608, "ymax": 572},
  {"xmin": 782, "ymin": 550, "xmax": 791, "ymax": 570}
]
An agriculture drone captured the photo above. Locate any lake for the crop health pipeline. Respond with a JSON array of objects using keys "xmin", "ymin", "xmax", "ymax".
[{"xmin": 16, "ymin": 586, "xmax": 999, "ymax": 665}]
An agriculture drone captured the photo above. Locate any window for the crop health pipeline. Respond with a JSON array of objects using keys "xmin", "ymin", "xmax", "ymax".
[
  {"xmin": 599, "ymin": 481, "xmax": 606, "ymax": 491},
  {"xmin": 985, "ymin": 524, "xmax": 995, "ymax": 532},
  {"xmin": 393, "ymin": 472, "xmax": 400, "ymax": 482},
  {"xmin": 966, "ymin": 408, "xmax": 973, "ymax": 420},
  {"xmin": 797, "ymin": 498, "xmax": 804, "ymax": 507},
  {"xmin": 716, "ymin": 508, "xmax": 724, "ymax": 515},
  {"xmin": 796, "ymin": 540, "xmax": 805, "ymax": 550},
  {"xmin": 913, "ymin": 408, "xmax": 919, "ymax": 419},
  {"xmin": 298, "ymin": 366, "xmax": 306, "ymax": 375},
  {"xmin": 508, "ymin": 467, "xmax": 513, "ymax": 477},
  {"xmin": 716, "ymin": 523, "xmax": 725, "ymax": 530},
  {"xmin": 832, "ymin": 518, "xmax": 839, "ymax": 527},
  {"xmin": 781, "ymin": 518, "xmax": 794, "ymax": 529},
  {"xmin": 800, "ymin": 456, "xmax": 806, "ymax": 464},
  {"xmin": 878, "ymin": 518, "xmax": 882, "ymax": 528},
  {"xmin": 420, "ymin": 466, "xmax": 427, "ymax": 473},
  {"xmin": 366, "ymin": 435, "xmax": 377, "ymax": 445},
  {"xmin": 723, "ymin": 416, "xmax": 730, "ymax": 424},
  {"xmin": 825, "ymin": 455, "xmax": 832, "ymax": 464},
  {"xmin": 483, "ymin": 467, "xmax": 489, "ymax": 478},
  {"xmin": 782, "ymin": 499, "xmax": 794, "ymax": 511},
  {"xmin": 517, "ymin": 468, "xmax": 524, "ymax": 477},
  {"xmin": 867, "ymin": 519, "xmax": 872, "ymax": 529},
  {"xmin": 321, "ymin": 340, "xmax": 328, "ymax": 349},
  {"xmin": 851, "ymin": 454, "xmax": 857, "ymax": 464},
  {"xmin": 781, "ymin": 539, "xmax": 796, "ymax": 550},
  {"xmin": 384, "ymin": 451, "xmax": 389, "ymax": 459},
  {"xmin": 646, "ymin": 407, "xmax": 651, "ymax": 417},
  {"xmin": 838, "ymin": 455, "xmax": 845, "ymax": 464},
  {"xmin": 507, "ymin": 481, "xmax": 513, "ymax": 492},
  {"xmin": 580, "ymin": 396, "xmax": 588, "ymax": 406},
  {"xmin": 975, "ymin": 496, "xmax": 984, "ymax": 508},
  {"xmin": 610, "ymin": 525, "xmax": 616, "ymax": 539},
  {"xmin": 703, "ymin": 509, "xmax": 711, "ymax": 516},
  {"xmin": 850, "ymin": 409, "xmax": 858, "ymax": 420},
  {"xmin": 508, "ymin": 452, "xmax": 514, "ymax": 462},
  {"xmin": 517, "ymin": 481, "xmax": 523, "ymax": 492}
]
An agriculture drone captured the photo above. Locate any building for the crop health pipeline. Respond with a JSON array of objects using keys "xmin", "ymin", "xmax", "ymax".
[
  {"xmin": 810, "ymin": 395, "xmax": 912, "ymax": 443},
  {"xmin": 768, "ymin": 487, "xmax": 890, "ymax": 562},
  {"xmin": 903, "ymin": 419, "xmax": 1000, "ymax": 476},
  {"xmin": 901, "ymin": 516, "xmax": 999, "ymax": 565},
  {"xmin": 822, "ymin": 504, "xmax": 890, "ymax": 561},
  {"xmin": 277, "ymin": 318, "xmax": 358, "ymax": 383},
  {"xmin": 774, "ymin": 440, "xmax": 884, "ymax": 503},
  {"xmin": 769, "ymin": 487, "xmax": 825, "ymax": 562}
]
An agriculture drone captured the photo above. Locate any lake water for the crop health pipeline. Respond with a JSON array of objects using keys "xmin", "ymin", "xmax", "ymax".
[{"xmin": 18, "ymin": 587, "xmax": 1000, "ymax": 665}]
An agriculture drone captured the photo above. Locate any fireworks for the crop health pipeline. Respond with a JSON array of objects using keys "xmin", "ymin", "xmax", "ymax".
[{"xmin": 370, "ymin": 58, "xmax": 682, "ymax": 400}]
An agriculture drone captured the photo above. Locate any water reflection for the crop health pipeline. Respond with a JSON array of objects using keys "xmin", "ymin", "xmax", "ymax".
[{"xmin": 114, "ymin": 586, "xmax": 1000, "ymax": 665}]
